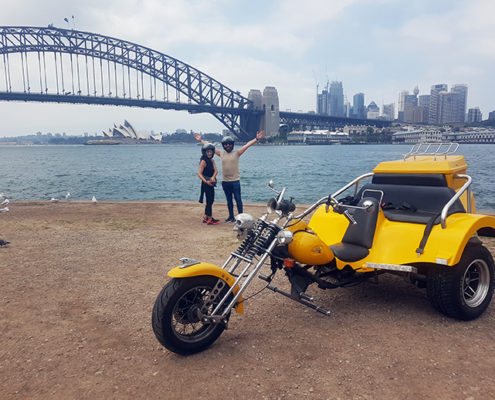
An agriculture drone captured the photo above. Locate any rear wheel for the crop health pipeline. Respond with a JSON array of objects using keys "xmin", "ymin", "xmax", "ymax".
[
  {"xmin": 152, "ymin": 276, "xmax": 231, "ymax": 354},
  {"xmin": 427, "ymin": 244, "xmax": 494, "ymax": 320}
]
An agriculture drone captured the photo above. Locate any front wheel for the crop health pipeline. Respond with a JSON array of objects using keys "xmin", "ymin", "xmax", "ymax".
[
  {"xmin": 427, "ymin": 244, "xmax": 495, "ymax": 320},
  {"xmin": 152, "ymin": 276, "xmax": 231, "ymax": 355}
]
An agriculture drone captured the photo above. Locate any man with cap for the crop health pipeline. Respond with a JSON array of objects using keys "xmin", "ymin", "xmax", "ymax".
[{"xmin": 194, "ymin": 130, "xmax": 265, "ymax": 222}]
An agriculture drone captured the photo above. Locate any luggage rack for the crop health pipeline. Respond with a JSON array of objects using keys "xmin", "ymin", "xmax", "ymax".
[{"xmin": 404, "ymin": 142, "xmax": 459, "ymax": 160}]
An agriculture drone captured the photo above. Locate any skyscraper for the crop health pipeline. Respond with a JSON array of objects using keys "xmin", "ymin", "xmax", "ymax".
[
  {"xmin": 451, "ymin": 84, "xmax": 468, "ymax": 123},
  {"xmin": 428, "ymin": 84, "xmax": 448, "ymax": 125},
  {"xmin": 328, "ymin": 81, "xmax": 345, "ymax": 117},
  {"xmin": 352, "ymin": 93, "xmax": 365, "ymax": 119},
  {"xmin": 382, "ymin": 103, "xmax": 395, "ymax": 121},
  {"xmin": 367, "ymin": 101, "xmax": 380, "ymax": 119},
  {"xmin": 467, "ymin": 107, "xmax": 482, "ymax": 123},
  {"xmin": 317, "ymin": 88, "xmax": 329, "ymax": 115}
]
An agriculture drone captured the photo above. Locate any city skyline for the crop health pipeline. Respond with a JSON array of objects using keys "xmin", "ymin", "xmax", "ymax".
[{"xmin": 0, "ymin": 0, "xmax": 494, "ymax": 137}]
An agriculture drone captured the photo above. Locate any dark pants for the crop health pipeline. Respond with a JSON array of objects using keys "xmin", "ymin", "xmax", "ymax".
[
  {"xmin": 222, "ymin": 180, "xmax": 242, "ymax": 219},
  {"xmin": 201, "ymin": 182, "xmax": 215, "ymax": 217}
]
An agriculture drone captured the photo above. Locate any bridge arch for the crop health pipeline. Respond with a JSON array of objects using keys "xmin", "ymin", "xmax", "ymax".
[{"xmin": 0, "ymin": 26, "xmax": 259, "ymax": 139}]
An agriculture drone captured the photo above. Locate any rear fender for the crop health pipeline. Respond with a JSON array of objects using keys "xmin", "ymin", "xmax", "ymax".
[
  {"xmin": 168, "ymin": 262, "xmax": 244, "ymax": 314},
  {"xmin": 429, "ymin": 213, "xmax": 495, "ymax": 265},
  {"xmin": 358, "ymin": 213, "xmax": 495, "ymax": 269}
]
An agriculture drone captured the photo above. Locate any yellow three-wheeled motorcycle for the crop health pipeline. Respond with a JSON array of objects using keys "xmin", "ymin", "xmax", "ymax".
[{"xmin": 152, "ymin": 143, "xmax": 495, "ymax": 354}]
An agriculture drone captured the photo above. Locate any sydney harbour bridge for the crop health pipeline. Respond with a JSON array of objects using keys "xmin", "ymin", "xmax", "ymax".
[{"xmin": 0, "ymin": 26, "xmax": 390, "ymax": 140}]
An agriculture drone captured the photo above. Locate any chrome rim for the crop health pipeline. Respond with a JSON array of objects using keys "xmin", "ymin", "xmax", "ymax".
[
  {"xmin": 462, "ymin": 259, "xmax": 491, "ymax": 308},
  {"xmin": 171, "ymin": 286, "xmax": 216, "ymax": 343}
]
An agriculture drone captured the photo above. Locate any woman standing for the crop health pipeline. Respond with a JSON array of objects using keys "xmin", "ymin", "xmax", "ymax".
[{"xmin": 198, "ymin": 143, "xmax": 219, "ymax": 225}]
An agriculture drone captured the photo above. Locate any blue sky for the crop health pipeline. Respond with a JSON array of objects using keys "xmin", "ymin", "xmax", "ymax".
[{"xmin": 0, "ymin": 0, "xmax": 494, "ymax": 137}]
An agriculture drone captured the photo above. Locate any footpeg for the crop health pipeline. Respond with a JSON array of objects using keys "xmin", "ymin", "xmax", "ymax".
[
  {"xmin": 299, "ymin": 293, "xmax": 314, "ymax": 302},
  {"xmin": 266, "ymin": 285, "xmax": 331, "ymax": 316}
]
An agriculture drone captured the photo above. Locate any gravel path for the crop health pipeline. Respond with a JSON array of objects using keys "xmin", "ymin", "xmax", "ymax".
[{"xmin": 1, "ymin": 201, "xmax": 494, "ymax": 399}]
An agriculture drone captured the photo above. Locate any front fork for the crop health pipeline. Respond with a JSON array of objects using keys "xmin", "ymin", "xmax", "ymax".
[{"xmin": 208, "ymin": 238, "xmax": 280, "ymax": 320}]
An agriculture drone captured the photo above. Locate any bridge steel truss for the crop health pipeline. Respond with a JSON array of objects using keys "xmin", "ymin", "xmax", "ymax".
[
  {"xmin": 0, "ymin": 26, "xmax": 260, "ymax": 140},
  {"xmin": 280, "ymin": 111, "xmax": 390, "ymax": 131}
]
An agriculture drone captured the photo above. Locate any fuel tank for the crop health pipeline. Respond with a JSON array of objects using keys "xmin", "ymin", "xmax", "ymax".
[{"xmin": 286, "ymin": 221, "xmax": 334, "ymax": 265}]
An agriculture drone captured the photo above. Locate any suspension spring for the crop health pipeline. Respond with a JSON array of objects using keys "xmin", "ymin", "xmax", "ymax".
[
  {"xmin": 235, "ymin": 220, "xmax": 268, "ymax": 259},
  {"xmin": 250, "ymin": 223, "xmax": 280, "ymax": 256}
]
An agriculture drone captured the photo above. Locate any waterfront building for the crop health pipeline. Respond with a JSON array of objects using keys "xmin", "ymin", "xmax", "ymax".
[
  {"xmin": 103, "ymin": 120, "xmax": 160, "ymax": 141},
  {"xmin": 394, "ymin": 127, "xmax": 495, "ymax": 144},
  {"xmin": 392, "ymin": 128, "xmax": 444, "ymax": 144},
  {"xmin": 445, "ymin": 129, "xmax": 495, "ymax": 143},
  {"xmin": 467, "ymin": 107, "xmax": 483, "ymax": 123},
  {"xmin": 288, "ymin": 129, "xmax": 350, "ymax": 145},
  {"xmin": 343, "ymin": 125, "xmax": 369, "ymax": 135}
]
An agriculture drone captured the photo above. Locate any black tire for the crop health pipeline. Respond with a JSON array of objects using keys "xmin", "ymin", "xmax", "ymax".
[
  {"xmin": 427, "ymin": 244, "xmax": 495, "ymax": 320},
  {"xmin": 152, "ymin": 276, "xmax": 231, "ymax": 355}
]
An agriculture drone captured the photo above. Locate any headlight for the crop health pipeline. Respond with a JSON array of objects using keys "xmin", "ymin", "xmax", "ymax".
[
  {"xmin": 267, "ymin": 198, "xmax": 277, "ymax": 214},
  {"xmin": 277, "ymin": 230, "xmax": 293, "ymax": 245}
]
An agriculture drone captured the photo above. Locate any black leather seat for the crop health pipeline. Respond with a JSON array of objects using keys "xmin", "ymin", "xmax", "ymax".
[
  {"xmin": 356, "ymin": 183, "xmax": 465, "ymax": 224},
  {"xmin": 330, "ymin": 197, "xmax": 380, "ymax": 262}
]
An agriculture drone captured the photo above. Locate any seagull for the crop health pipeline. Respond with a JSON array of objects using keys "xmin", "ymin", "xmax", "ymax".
[
  {"xmin": 65, "ymin": 192, "xmax": 71, "ymax": 200},
  {"xmin": 0, "ymin": 207, "xmax": 9, "ymax": 213},
  {"xmin": 91, "ymin": 196, "xmax": 97, "ymax": 203},
  {"xmin": 50, "ymin": 197, "xmax": 59, "ymax": 203}
]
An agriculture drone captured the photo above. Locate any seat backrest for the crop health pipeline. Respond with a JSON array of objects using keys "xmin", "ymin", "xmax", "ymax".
[
  {"xmin": 357, "ymin": 183, "xmax": 465, "ymax": 215},
  {"xmin": 342, "ymin": 197, "xmax": 380, "ymax": 249}
]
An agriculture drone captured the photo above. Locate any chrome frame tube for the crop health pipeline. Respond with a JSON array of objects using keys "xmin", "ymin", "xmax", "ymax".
[
  {"xmin": 212, "ymin": 238, "xmax": 279, "ymax": 317},
  {"xmin": 292, "ymin": 172, "xmax": 374, "ymax": 221},
  {"xmin": 440, "ymin": 174, "xmax": 472, "ymax": 228},
  {"xmin": 330, "ymin": 172, "xmax": 374, "ymax": 201}
]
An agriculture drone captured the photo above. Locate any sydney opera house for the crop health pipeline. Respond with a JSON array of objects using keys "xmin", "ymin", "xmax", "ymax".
[{"xmin": 102, "ymin": 120, "xmax": 162, "ymax": 142}]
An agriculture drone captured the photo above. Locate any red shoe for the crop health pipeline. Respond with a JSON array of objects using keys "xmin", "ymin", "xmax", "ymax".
[{"xmin": 207, "ymin": 218, "xmax": 219, "ymax": 225}]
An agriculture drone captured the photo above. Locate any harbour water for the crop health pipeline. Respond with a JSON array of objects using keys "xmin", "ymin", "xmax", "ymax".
[{"xmin": 1, "ymin": 143, "xmax": 494, "ymax": 210}]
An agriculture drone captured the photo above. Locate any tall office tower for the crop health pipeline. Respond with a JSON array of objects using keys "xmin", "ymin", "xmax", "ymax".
[
  {"xmin": 367, "ymin": 101, "xmax": 380, "ymax": 119},
  {"xmin": 467, "ymin": 107, "xmax": 482, "ymax": 123},
  {"xmin": 451, "ymin": 84, "xmax": 468, "ymax": 123},
  {"xmin": 398, "ymin": 90, "xmax": 408, "ymax": 121},
  {"xmin": 317, "ymin": 88, "xmax": 329, "ymax": 115},
  {"xmin": 382, "ymin": 103, "xmax": 395, "ymax": 121},
  {"xmin": 489, "ymin": 111, "xmax": 495, "ymax": 121},
  {"xmin": 418, "ymin": 95, "xmax": 431, "ymax": 124},
  {"xmin": 418, "ymin": 94, "xmax": 430, "ymax": 109},
  {"xmin": 328, "ymin": 81, "xmax": 345, "ymax": 117},
  {"xmin": 428, "ymin": 84, "xmax": 448, "ymax": 125},
  {"xmin": 398, "ymin": 87, "xmax": 419, "ymax": 122},
  {"xmin": 403, "ymin": 93, "xmax": 419, "ymax": 122},
  {"xmin": 344, "ymin": 96, "xmax": 351, "ymax": 117},
  {"xmin": 352, "ymin": 92, "xmax": 365, "ymax": 119}
]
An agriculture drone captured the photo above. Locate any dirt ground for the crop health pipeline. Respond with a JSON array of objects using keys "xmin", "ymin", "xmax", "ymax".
[{"xmin": 1, "ymin": 201, "xmax": 495, "ymax": 400}]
